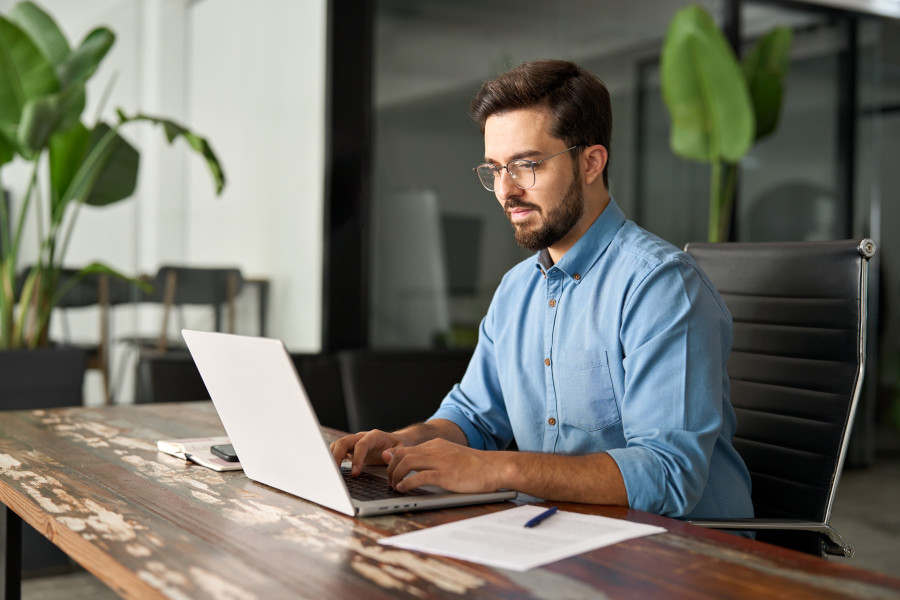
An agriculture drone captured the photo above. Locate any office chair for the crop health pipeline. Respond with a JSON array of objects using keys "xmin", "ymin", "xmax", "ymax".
[
  {"xmin": 336, "ymin": 349, "xmax": 473, "ymax": 433},
  {"xmin": 148, "ymin": 265, "xmax": 244, "ymax": 352},
  {"xmin": 127, "ymin": 266, "xmax": 244, "ymax": 401},
  {"xmin": 291, "ymin": 353, "xmax": 348, "ymax": 431},
  {"xmin": 138, "ymin": 351, "xmax": 212, "ymax": 403},
  {"xmin": 684, "ymin": 238, "xmax": 876, "ymax": 558}
]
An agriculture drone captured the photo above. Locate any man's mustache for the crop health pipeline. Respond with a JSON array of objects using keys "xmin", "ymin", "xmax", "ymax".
[{"xmin": 504, "ymin": 199, "xmax": 541, "ymax": 213}]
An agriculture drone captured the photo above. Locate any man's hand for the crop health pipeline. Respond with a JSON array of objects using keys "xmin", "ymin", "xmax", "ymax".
[
  {"xmin": 330, "ymin": 419, "xmax": 469, "ymax": 477},
  {"xmin": 329, "ymin": 430, "xmax": 405, "ymax": 476},
  {"xmin": 386, "ymin": 441, "xmax": 629, "ymax": 506},
  {"xmin": 384, "ymin": 438, "xmax": 505, "ymax": 493}
]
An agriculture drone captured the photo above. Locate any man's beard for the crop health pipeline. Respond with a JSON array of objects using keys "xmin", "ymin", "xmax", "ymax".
[{"xmin": 505, "ymin": 173, "xmax": 584, "ymax": 252}]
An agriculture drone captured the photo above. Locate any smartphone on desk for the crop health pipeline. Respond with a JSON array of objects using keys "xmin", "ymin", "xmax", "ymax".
[{"xmin": 210, "ymin": 443, "xmax": 239, "ymax": 462}]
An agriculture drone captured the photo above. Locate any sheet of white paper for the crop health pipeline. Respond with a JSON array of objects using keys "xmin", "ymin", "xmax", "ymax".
[{"xmin": 379, "ymin": 505, "xmax": 666, "ymax": 571}]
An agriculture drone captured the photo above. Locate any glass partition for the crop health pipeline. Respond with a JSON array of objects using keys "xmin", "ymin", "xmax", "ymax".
[{"xmin": 370, "ymin": 0, "xmax": 719, "ymax": 348}]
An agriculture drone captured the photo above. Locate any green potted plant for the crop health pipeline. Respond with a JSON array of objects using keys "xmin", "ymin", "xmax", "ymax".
[
  {"xmin": 660, "ymin": 4, "xmax": 792, "ymax": 242},
  {"xmin": 0, "ymin": 1, "xmax": 224, "ymax": 403}
]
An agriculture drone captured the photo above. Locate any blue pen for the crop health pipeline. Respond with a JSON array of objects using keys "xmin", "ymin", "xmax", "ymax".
[{"xmin": 524, "ymin": 506, "xmax": 558, "ymax": 528}]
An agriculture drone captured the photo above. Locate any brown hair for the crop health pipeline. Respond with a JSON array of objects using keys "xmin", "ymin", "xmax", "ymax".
[{"xmin": 470, "ymin": 59, "xmax": 612, "ymax": 188}]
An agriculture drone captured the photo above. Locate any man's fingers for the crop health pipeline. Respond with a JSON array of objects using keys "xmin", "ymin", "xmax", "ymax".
[
  {"xmin": 387, "ymin": 449, "xmax": 436, "ymax": 488},
  {"xmin": 394, "ymin": 469, "xmax": 438, "ymax": 492},
  {"xmin": 330, "ymin": 432, "xmax": 366, "ymax": 466},
  {"xmin": 332, "ymin": 430, "xmax": 410, "ymax": 476},
  {"xmin": 350, "ymin": 438, "xmax": 373, "ymax": 475},
  {"xmin": 348, "ymin": 430, "xmax": 399, "ymax": 474}
]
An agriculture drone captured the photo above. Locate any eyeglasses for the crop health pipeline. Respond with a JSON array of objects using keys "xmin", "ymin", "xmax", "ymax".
[{"xmin": 473, "ymin": 145, "xmax": 580, "ymax": 192}]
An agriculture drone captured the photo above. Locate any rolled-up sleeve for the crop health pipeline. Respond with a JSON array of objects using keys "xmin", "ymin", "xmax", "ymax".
[
  {"xmin": 606, "ymin": 258, "xmax": 731, "ymax": 517},
  {"xmin": 430, "ymin": 302, "xmax": 513, "ymax": 451}
]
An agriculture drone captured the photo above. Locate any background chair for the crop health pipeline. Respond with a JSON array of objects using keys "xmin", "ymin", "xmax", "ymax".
[
  {"xmin": 336, "ymin": 348, "xmax": 473, "ymax": 433},
  {"xmin": 291, "ymin": 353, "xmax": 348, "ymax": 431},
  {"xmin": 144, "ymin": 265, "xmax": 244, "ymax": 352},
  {"xmin": 129, "ymin": 265, "xmax": 243, "ymax": 401},
  {"xmin": 54, "ymin": 269, "xmax": 135, "ymax": 404},
  {"xmin": 684, "ymin": 238, "xmax": 876, "ymax": 558},
  {"xmin": 140, "ymin": 351, "xmax": 213, "ymax": 404}
]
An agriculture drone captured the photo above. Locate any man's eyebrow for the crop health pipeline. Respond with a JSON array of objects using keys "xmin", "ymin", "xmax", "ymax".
[{"xmin": 483, "ymin": 150, "xmax": 543, "ymax": 164}]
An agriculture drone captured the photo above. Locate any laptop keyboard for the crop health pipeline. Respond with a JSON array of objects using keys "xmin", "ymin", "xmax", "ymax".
[{"xmin": 341, "ymin": 468, "xmax": 434, "ymax": 500}]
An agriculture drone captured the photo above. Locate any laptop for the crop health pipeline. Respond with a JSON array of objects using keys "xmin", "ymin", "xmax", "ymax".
[{"xmin": 181, "ymin": 330, "xmax": 517, "ymax": 516}]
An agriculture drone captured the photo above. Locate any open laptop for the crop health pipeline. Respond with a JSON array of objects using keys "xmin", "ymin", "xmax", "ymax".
[{"xmin": 182, "ymin": 330, "xmax": 517, "ymax": 517}]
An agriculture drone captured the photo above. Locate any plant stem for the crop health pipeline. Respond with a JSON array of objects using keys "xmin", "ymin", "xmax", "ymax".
[
  {"xmin": 13, "ymin": 161, "xmax": 40, "ymax": 264},
  {"xmin": 0, "ymin": 168, "xmax": 9, "ymax": 259},
  {"xmin": 719, "ymin": 163, "xmax": 738, "ymax": 242},
  {"xmin": 0, "ymin": 169, "xmax": 10, "ymax": 347},
  {"xmin": 709, "ymin": 160, "xmax": 722, "ymax": 242}
]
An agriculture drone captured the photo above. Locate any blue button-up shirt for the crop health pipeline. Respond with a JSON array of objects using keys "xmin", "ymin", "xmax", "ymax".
[{"xmin": 431, "ymin": 198, "xmax": 753, "ymax": 519}]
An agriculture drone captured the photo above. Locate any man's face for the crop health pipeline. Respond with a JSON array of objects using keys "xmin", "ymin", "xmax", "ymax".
[{"xmin": 483, "ymin": 108, "xmax": 583, "ymax": 252}]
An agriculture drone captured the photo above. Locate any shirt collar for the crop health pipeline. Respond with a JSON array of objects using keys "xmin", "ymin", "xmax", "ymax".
[{"xmin": 534, "ymin": 196, "xmax": 626, "ymax": 282}]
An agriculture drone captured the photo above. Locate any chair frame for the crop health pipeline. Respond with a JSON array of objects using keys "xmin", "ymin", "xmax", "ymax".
[
  {"xmin": 155, "ymin": 268, "xmax": 241, "ymax": 353},
  {"xmin": 54, "ymin": 272, "xmax": 128, "ymax": 405},
  {"xmin": 684, "ymin": 239, "xmax": 876, "ymax": 558}
]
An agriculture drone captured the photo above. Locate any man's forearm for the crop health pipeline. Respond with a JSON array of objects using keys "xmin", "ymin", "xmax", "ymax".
[
  {"xmin": 497, "ymin": 451, "xmax": 629, "ymax": 506},
  {"xmin": 395, "ymin": 418, "xmax": 468, "ymax": 447}
]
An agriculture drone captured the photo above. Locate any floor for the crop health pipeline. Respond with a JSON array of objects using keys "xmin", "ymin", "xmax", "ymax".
[{"xmin": 19, "ymin": 445, "xmax": 900, "ymax": 599}]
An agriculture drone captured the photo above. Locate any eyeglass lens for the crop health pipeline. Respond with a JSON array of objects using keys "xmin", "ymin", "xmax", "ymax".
[{"xmin": 476, "ymin": 161, "xmax": 535, "ymax": 192}]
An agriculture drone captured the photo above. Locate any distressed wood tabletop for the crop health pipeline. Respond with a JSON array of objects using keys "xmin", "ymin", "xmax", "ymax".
[{"xmin": 0, "ymin": 402, "xmax": 897, "ymax": 599}]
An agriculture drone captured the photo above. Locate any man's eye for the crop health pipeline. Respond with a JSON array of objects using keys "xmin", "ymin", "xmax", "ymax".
[{"xmin": 512, "ymin": 160, "xmax": 536, "ymax": 173}]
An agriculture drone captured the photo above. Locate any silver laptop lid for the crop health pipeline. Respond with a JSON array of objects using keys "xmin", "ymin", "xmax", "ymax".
[{"xmin": 182, "ymin": 329, "xmax": 356, "ymax": 516}]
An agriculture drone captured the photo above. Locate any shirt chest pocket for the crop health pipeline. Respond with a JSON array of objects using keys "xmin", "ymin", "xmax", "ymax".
[{"xmin": 553, "ymin": 351, "xmax": 620, "ymax": 432}]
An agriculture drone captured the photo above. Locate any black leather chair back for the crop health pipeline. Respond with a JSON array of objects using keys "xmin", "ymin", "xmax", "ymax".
[
  {"xmin": 337, "ymin": 349, "xmax": 473, "ymax": 433},
  {"xmin": 140, "ymin": 351, "xmax": 212, "ymax": 404},
  {"xmin": 685, "ymin": 239, "xmax": 874, "ymax": 527},
  {"xmin": 291, "ymin": 353, "xmax": 348, "ymax": 431},
  {"xmin": 144, "ymin": 266, "xmax": 244, "ymax": 306}
]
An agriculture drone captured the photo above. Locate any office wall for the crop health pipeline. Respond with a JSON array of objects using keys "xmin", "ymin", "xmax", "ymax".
[{"xmin": 185, "ymin": 0, "xmax": 326, "ymax": 351}]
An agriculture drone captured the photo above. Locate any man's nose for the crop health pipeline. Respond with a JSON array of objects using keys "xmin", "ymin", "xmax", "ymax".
[{"xmin": 495, "ymin": 168, "xmax": 522, "ymax": 202}]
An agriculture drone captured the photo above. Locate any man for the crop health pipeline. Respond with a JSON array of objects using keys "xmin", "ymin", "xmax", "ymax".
[{"xmin": 331, "ymin": 59, "xmax": 753, "ymax": 520}]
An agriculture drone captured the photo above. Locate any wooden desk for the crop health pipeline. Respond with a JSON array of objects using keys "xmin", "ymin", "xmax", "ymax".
[{"xmin": 0, "ymin": 403, "xmax": 898, "ymax": 599}]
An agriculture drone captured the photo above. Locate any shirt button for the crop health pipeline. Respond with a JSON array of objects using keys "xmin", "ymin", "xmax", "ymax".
[
  {"xmin": 573, "ymin": 273, "xmax": 581, "ymax": 280},
  {"xmin": 544, "ymin": 358, "xmax": 551, "ymax": 366},
  {"xmin": 548, "ymin": 299, "xmax": 556, "ymax": 307},
  {"xmin": 548, "ymin": 417, "xmax": 556, "ymax": 426}
]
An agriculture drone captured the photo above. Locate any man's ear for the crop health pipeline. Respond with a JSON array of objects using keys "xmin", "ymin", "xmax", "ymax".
[{"xmin": 582, "ymin": 145, "xmax": 608, "ymax": 186}]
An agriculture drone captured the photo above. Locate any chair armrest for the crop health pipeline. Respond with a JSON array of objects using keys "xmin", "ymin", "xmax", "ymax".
[{"xmin": 687, "ymin": 518, "xmax": 853, "ymax": 557}]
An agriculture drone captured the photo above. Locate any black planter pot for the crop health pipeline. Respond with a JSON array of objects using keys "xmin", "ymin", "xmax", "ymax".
[{"xmin": 0, "ymin": 346, "xmax": 87, "ymax": 575}]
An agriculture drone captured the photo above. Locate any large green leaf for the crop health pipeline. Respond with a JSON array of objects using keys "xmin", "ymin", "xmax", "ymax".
[
  {"xmin": 8, "ymin": 1, "xmax": 70, "ymax": 69},
  {"xmin": 57, "ymin": 27, "xmax": 114, "ymax": 89},
  {"xmin": 75, "ymin": 122, "xmax": 139, "ymax": 208},
  {"xmin": 49, "ymin": 121, "xmax": 90, "ymax": 212},
  {"xmin": 18, "ymin": 83, "xmax": 85, "ymax": 155},
  {"xmin": 0, "ymin": 15, "xmax": 59, "ymax": 135},
  {"xmin": 84, "ymin": 123, "xmax": 139, "ymax": 206},
  {"xmin": 118, "ymin": 110, "xmax": 226, "ymax": 195},
  {"xmin": 743, "ymin": 27, "xmax": 792, "ymax": 141},
  {"xmin": 49, "ymin": 121, "xmax": 138, "ymax": 217},
  {"xmin": 660, "ymin": 5, "xmax": 754, "ymax": 163}
]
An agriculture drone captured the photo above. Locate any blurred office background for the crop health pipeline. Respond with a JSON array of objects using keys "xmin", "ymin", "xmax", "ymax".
[
  {"xmin": 1, "ymin": 0, "xmax": 898, "ymax": 452},
  {"xmin": 1, "ymin": 0, "xmax": 898, "ymax": 576}
]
